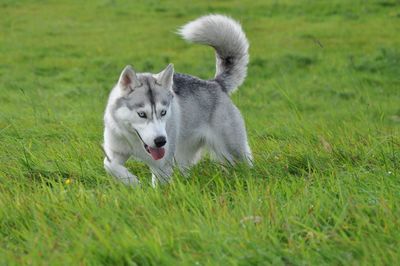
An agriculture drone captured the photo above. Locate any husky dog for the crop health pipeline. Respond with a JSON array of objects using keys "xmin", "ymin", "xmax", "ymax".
[{"xmin": 103, "ymin": 15, "xmax": 252, "ymax": 186}]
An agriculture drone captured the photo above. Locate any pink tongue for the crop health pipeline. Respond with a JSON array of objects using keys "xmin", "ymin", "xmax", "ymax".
[{"xmin": 148, "ymin": 147, "xmax": 165, "ymax": 160}]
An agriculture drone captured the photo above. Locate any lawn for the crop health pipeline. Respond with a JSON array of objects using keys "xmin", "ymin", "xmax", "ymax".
[{"xmin": 0, "ymin": 0, "xmax": 399, "ymax": 265}]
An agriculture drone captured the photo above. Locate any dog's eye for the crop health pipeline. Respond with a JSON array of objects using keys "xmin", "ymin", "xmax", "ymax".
[
  {"xmin": 137, "ymin": 112, "xmax": 147, "ymax": 118},
  {"xmin": 160, "ymin": 110, "xmax": 167, "ymax": 117}
]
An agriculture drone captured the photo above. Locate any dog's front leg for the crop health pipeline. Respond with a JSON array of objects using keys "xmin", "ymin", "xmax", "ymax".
[
  {"xmin": 104, "ymin": 151, "xmax": 140, "ymax": 186},
  {"xmin": 150, "ymin": 165, "xmax": 173, "ymax": 188}
]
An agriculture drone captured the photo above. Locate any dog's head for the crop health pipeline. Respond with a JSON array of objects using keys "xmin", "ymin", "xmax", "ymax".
[{"xmin": 111, "ymin": 64, "xmax": 174, "ymax": 160}]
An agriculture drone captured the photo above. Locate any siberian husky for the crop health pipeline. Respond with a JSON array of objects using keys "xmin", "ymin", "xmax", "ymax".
[{"xmin": 103, "ymin": 15, "xmax": 252, "ymax": 186}]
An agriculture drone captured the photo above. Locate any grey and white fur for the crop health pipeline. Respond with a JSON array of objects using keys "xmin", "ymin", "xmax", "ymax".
[{"xmin": 103, "ymin": 14, "xmax": 252, "ymax": 186}]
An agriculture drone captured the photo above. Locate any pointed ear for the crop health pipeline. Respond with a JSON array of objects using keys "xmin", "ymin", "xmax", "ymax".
[
  {"xmin": 156, "ymin": 63, "xmax": 174, "ymax": 89},
  {"xmin": 118, "ymin": 65, "xmax": 140, "ymax": 91}
]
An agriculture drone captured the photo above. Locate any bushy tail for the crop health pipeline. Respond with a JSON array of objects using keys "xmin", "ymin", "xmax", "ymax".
[{"xmin": 178, "ymin": 14, "xmax": 249, "ymax": 93}]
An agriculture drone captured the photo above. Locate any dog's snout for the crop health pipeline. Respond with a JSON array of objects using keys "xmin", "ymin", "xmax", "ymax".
[{"xmin": 154, "ymin": 136, "xmax": 166, "ymax": 147}]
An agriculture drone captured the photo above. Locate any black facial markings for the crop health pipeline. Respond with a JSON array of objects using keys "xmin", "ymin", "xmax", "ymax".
[
  {"xmin": 134, "ymin": 129, "xmax": 146, "ymax": 146},
  {"xmin": 145, "ymin": 80, "xmax": 155, "ymax": 106},
  {"xmin": 144, "ymin": 76, "xmax": 157, "ymax": 119}
]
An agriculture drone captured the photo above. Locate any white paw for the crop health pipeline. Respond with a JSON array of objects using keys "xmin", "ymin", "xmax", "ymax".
[
  {"xmin": 151, "ymin": 173, "xmax": 171, "ymax": 188},
  {"xmin": 119, "ymin": 175, "xmax": 141, "ymax": 187}
]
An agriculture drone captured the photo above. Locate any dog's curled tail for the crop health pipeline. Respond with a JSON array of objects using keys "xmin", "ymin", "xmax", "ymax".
[{"xmin": 179, "ymin": 14, "xmax": 249, "ymax": 93}]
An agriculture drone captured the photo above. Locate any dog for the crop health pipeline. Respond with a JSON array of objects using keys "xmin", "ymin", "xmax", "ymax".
[{"xmin": 103, "ymin": 14, "xmax": 252, "ymax": 186}]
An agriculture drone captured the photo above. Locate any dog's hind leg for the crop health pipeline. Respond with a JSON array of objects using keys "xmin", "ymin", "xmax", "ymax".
[
  {"xmin": 225, "ymin": 132, "xmax": 253, "ymax": 166},
  {"xmin": 209, "ymin": 109, "xmax": 253, "ymax": 166},
  {"xmin": 210, "ymin": 140, "xmax": 252, "ymax": 166},
  {"xmin": 104, "ymin": 151, "xmax": 140, "ymax": 186},
  {"xmin": 174, "ymin": 140, "xmax": 204, "ymax": 174}
]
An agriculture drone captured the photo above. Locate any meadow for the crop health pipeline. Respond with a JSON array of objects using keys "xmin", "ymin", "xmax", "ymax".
[{"xmin": 0, "ymin": 0, "xmax": 399, "ymax": 265}]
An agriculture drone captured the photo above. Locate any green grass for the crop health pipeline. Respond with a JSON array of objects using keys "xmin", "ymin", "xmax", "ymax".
[{"xmin": 1, "ymin": 0, "xmax": 399, "ymax": 264}]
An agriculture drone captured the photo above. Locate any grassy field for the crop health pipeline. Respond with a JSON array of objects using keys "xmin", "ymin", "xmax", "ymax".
[{"xmin": 0, "ymin": 0, "xmax": 399, "ymax": 264}]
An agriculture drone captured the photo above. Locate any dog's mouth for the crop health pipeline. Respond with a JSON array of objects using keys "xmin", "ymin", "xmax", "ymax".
[
  {"xmin": 133, "ymin": 129, "xmax": 165, "ymax": 160},
  {"xmin": 144, "ymin": 144, "xmax": 165, "ymax": 160}
]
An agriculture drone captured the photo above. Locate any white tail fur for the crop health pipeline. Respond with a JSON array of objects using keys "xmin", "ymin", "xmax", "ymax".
[{"xmin": 178, "ymin": 14, "xmax": 249, "ymax": 93}]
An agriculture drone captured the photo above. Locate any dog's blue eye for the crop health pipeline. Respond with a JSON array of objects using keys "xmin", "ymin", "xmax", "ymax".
[
  {"xmin": 161, "ymin": 110, "xmax": 167, "ymax": 116},
  {"xmin": 137, "ymin": 112, "xmax": 147, "ymax": 118}
]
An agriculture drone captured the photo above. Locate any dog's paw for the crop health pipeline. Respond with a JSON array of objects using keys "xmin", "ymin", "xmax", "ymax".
[
  {"xmin": 151, "ymin": 173, "xmax": 172, "ymax": 188},
  {"xmin": 119, "ymin": 175, "xmax": 141, "ymax": 187}
]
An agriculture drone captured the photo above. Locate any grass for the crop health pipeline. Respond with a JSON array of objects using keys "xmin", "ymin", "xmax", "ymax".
[{"xmin": 0, "ymin": 0, "xmax": 399, "ymax": 264}]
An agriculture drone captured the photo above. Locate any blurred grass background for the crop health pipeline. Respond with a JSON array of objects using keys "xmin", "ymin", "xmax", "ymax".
[{"xmin": 0, "ymin": 0, "xmax": 399, "ymax": 264}]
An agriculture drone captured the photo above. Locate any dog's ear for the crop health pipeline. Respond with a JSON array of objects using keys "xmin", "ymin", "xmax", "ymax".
[
  {"xmin": 156, "ymin": 63, "xmax": 174, "ymax": 89},
  {"xmin": 118, "ymin": 65, "xmax": 140, "ymax": 92}
]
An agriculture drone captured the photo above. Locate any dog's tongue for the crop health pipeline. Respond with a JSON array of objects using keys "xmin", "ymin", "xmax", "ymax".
[{"xmin": 148, "ymin": 147, "xmax": 165, "ymax": 160}]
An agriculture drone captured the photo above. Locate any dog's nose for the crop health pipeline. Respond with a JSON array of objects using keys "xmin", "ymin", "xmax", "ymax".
[{"xmin": 154, "ymin": 136, "xmax": 166, "ymax": 147}]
